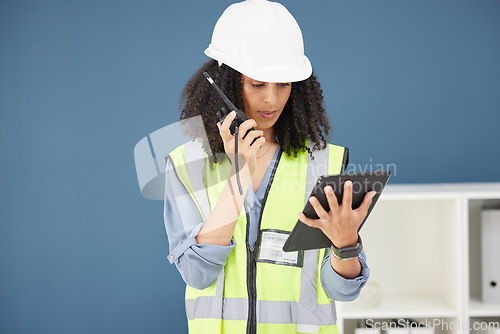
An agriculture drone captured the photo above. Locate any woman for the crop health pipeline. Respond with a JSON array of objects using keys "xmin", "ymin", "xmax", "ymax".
[{"xmin": 164, "ymin": 1, "xmax": 375, "ymax": 333}]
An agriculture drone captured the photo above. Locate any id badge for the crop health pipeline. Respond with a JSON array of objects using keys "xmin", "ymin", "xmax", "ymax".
[{"xmin": 256, "ymin": 229, "xmax": 303, "ymax": 267}]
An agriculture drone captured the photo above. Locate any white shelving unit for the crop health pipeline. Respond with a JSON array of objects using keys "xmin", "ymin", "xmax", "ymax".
[{"xmin": 336, "ymin": 183, "xmax": 500, "ymax": 334}]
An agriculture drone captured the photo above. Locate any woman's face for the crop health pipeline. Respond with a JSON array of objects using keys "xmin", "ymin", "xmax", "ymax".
[{"xmin": 241, "ymin": 74, "xmax": 292, "ymax": 131}]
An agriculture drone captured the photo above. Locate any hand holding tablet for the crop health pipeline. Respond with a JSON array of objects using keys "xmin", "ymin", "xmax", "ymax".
[{"xmin": 283, "ymin": 171, "xmax": 391, "ymax": 252}]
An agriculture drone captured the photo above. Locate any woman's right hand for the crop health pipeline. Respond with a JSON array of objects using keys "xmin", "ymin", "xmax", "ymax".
[{"xmin": 217, "ymin": 110, "xmax": 265, "ymax": 176}]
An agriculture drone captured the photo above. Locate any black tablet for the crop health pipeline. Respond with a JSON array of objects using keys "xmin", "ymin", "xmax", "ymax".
[{"xmin": 282, "ymin": 170, "xmax": 391, "ymax": 252}]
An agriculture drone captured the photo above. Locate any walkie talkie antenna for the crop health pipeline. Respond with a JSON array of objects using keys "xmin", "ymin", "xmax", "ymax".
[
  {"xmin": 203, "ymin": 71, "xmax": 244, "ymax": 195},
  {"xmin": 203, "ymin": 72, "xmax": 238, "ymax": 112}
]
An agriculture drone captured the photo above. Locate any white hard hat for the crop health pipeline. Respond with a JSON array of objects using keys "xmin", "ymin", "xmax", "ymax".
[{"xmin": 204, "ymin": 0, "xmax": 312, "ymax": 83}]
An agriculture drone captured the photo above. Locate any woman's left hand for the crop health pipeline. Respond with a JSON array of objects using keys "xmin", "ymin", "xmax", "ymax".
[{"xmin": 297, "ymin": 180, "xmax": 376, "ymax": 248}]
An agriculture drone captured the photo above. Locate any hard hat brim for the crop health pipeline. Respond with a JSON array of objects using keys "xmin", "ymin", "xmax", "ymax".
[{"xmin": 205, "ymin": 47, "xmax": 312, "ymax": 83}]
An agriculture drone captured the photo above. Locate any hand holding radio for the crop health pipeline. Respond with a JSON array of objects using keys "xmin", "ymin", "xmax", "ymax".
[
  {"xmin": 204, "ymin": 71, "xmax": 265, "ymax": 193},
  {"xmin": 217, "ymin": 110, "xmax": 265, "ymax": 177},
  {"xmin": 203, "ymin": 71, "xmax": 256, "ymax": 137}
]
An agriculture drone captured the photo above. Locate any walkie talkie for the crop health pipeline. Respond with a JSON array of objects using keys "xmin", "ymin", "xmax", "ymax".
[
  {"xmin": 203, "ymin": 71, "xmax": 258, "ymax": 195},
  {"xmin": 203, "ymin": 72, "xmax": 255, "ymax": 136}
]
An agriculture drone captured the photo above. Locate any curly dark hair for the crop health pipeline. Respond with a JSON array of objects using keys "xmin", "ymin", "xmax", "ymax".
[{"xmin": 179, "ymin": 59, "xmax": 331, "ymax": 163}]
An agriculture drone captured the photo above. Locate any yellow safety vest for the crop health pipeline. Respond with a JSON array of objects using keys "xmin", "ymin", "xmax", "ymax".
[{"xmin": 167, "ymin": 140, "xmax": 347, "ymax": 334}]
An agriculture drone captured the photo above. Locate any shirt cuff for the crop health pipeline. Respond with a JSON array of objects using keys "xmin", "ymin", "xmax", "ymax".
[
  {"xmin": 167, "ymin": 222, "xmax": 236, "ymax": 264},
  {"xmin": 320, "ymin": 249, "xmax": 370, "ymax": 301}
]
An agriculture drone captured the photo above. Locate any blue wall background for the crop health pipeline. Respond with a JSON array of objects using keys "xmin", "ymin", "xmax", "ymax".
[{"xmin": 1, "ymin": 0, "xmax": 499, "ymax": 333}]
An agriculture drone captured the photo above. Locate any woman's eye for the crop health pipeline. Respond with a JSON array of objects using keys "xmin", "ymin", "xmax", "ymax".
[
  {"xmin": 252, "ymin": 83, "xmax": 264, "ymax": 88},
  {"xmin": 278, "ymin": 83, "xmax": 291, "ymax": 87}
]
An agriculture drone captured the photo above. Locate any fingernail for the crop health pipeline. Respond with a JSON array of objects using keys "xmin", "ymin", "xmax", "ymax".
[
  {"xmin": 230, "ymin": 110, "xmax": 236, "ymax": 116},
  {"xmin": 346, "ymin": 180, "xmax": 352, "ymax": 187},
  {"xmin": 325, "ymin": 186, "xmax": 332, "ymax": 193}
]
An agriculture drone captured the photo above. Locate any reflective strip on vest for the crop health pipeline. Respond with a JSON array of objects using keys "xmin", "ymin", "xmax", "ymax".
[
  {"xmin": 186, "ymin": 297, "xmax": 336, "ymax": 326},
  {"xmin": 184, "ymin": 139, "xmax": 211, "ymax": 220},
  {"xmin": 297, "ymin": 147, "xmax": 330, "ymax": 332},
  {"xmin": 185, "ymin": 270, "xmax": 226, "ymax": 320}
]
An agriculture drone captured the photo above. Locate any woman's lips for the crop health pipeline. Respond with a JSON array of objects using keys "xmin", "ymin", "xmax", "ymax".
[{"xmin": 257, "ymin": 111, "xmax": 277, "ymax": 119}]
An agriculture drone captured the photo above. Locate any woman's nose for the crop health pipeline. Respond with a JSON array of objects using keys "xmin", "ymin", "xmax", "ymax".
[{"xmin": 263, "ymin": 85, "xmax": 278, "ymax": 105}]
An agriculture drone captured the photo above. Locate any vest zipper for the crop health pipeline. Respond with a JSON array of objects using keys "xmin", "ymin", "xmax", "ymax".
[
  {"xmin": 246, "ymin": 241, "xmax": 257, "ymax": 334},
  {"xmin": 246, "ymin": 148, "xmax": 282, "ymax": 334}
]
